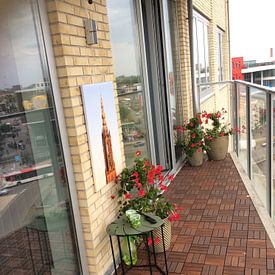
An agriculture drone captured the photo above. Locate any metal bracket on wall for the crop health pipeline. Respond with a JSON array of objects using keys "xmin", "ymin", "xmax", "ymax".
[{"xmin": 84, "ymin": 19, "xmax": 98, "ymax": 45}]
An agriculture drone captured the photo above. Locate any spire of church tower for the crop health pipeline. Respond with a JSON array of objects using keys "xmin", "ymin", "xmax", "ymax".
[
  {"xmin": 100, "ymin": 96, "xmax": 116, "ymax": 183},
  {"xmin": 101, "ymin": 96, "xmax": 108, "ymax": 135}
]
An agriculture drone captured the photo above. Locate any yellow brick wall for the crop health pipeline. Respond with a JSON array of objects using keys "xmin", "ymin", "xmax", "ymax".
[
  {"xmin": 176, "ymin": 0, "xmax": 194, "ymax": 121},
  {"xmin": 46, "ymin": 0, "xmax": 122, "ymax": 274}
]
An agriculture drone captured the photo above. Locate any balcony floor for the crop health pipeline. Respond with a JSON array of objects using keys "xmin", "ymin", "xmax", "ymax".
[{"xmin": 121, "ymin": 155, "xmax": 275, "ymax": 274}]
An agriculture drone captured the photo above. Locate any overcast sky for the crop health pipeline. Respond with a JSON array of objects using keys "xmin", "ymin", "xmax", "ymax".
[{"xmin": 229, "ymin": 0, "xmax": 275, "ymax": 62}]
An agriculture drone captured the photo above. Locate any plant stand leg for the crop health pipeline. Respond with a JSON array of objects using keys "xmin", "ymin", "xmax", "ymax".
[
  {"xmin": 110, "ymin": 236, "xmax": 118, "ymax": 275},
  {"xmin": 117, "ymin": 236, "xmax": 125, "ymax": 274},
  {"xmin": 145, "ymin": 234, "xmax": 153, "ymax": 275}
]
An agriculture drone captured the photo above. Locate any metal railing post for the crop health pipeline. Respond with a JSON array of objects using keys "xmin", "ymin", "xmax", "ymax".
[
  {"xmin": 246, "ymin": 86, "xmax": 252, "ymax": 179},
  {"xmin": 266, "ymin": 93, "xmax": 273, "ymax": 216},
  {"xmin": 234, "ymin": 81, "xmax": 239, "ymax": 155}
]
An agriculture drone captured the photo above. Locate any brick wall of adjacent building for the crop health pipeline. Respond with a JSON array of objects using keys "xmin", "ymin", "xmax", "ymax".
[
  {"xmin": 46, "ymin": 0, "xmax": 121, "ymax": 273},
  {"xmin": 176, "ymin": 0, "xmax": 230, "ymax": 119},
  {"xmin": 193, "ymin": 0, "xmax": 230, "ymax": 113}
]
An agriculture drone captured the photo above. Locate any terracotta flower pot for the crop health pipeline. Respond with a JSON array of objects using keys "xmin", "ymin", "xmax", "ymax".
[
  {"xmin": 206, "ymin": 135, "xmax": 229, "ymax": 160},
  {"xmin": 187, "ymin": 150, "xmax": 204, "ymax": 166},
  {"xmin": 149, "ymin": 218, "xmax": 171, "ymax": 253}
]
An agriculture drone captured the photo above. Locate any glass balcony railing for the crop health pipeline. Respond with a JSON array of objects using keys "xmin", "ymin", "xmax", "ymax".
[{"xmin": 198, "ymin": 80, "xmax": 275, "ymax": 220}]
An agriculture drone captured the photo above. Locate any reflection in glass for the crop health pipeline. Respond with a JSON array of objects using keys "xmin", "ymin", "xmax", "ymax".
[
  {"xmin": 0, "ymin": 0, "xmax": 80, "ymax": 274},
  {"xmin": 237, "ymin": 84, "xmax": 248, "ymax": 172},
  {"xmin": 107, "ymin": 0, "xmax": 149, "ymax": 166},
  {"xmin": 273, "ymin": 100, "xmax": 275, "ymax": 221},
  {"xmin": 162, "ymin": 0, "xmax": 182, "ymax": 162},
  {"xmin": 250, "ymin": 88, "xmax": 267, "ymax": 209}
]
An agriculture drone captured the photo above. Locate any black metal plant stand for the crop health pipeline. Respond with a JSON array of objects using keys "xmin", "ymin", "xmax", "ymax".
[{"xmin": 106, "ymin": 213, "xmax": 169, "ymax": 274}]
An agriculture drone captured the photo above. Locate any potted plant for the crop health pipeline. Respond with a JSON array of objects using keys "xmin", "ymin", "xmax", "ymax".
[
  {"xmin": 177, "ymin": 114, "xmax": 208, "ymax": 166},
  {"xmin": 112, "ymin": 151, "xmax": 181, "ymax": 254},
  {"xmin": 202, "ymin": 109, "xmax": 242, "ymax": 160}
]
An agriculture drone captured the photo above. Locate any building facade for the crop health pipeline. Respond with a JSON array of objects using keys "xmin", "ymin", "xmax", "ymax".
[
  {"xmin": 0, "ymin": 0, "xmax": 230, "ymax": 274},
  {"xmin": 232, "ymin": 57, "xmax": 244, "ymax": 80},
  {"xmin": 242, "ymin": 60, "xmax": 275, "ymax": 90}
]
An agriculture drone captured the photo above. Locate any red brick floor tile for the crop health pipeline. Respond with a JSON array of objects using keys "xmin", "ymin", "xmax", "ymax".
[{"xmin": 117, "ymin": 156, "xmax": 275, "ymax": 274}]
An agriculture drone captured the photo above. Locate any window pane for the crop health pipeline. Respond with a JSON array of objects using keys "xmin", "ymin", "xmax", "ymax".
[
  {"xmin": 107, "ymin": 0, "xmax": 150, "ymax": 166},
  {"xmin": 0, "ymin": 0, "xmax": 80, "ymax": 273},
  {"xmin": 197, "ymin": 20, "xmax": 206, "ymax": 83},
  {"xmin": 217, "ymin": 31, "xmax": 223, "ymax": 81},
  {"xmin": 193, "ymin": 12, "xmax": 210, "ymax": 100},
  {"xmin": 204, "ymin": 24, "xmax": 210, "ymax": 83},
  {"xmin": 253, "ymin": 71, "xmax": 261, "ymax": 85}
]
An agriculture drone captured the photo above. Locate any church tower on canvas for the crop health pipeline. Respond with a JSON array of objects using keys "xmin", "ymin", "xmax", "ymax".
[{"xmin": 101, "ymin": 96, "xmax": 116, "ymax": 183}]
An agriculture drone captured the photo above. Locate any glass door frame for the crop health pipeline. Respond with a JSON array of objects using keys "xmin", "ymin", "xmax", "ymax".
[
  {"xmin": 137, "ymin": 0, "xmax": 184, "ymax": 171},
  {"xmin": 36, "ymin": 0, "xmax": 88, "ymax": 273},
  {"xmin": 159, "ymin": 0, "xmax": 185, "ymax": 170}
]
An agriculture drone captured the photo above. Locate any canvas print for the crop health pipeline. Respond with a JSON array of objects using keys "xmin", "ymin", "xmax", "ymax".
[{"xmin": 81, "ymin": 82, "xmax": 123, "ymax": 191}]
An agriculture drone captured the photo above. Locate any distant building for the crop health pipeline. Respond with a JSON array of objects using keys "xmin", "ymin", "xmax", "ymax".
[
  {"xmin": 232, "ymin": 57, "xmax": 244, "ymax": 80},
  {"xmin": 242, "ymin": 59, "xmax": 275, "ymax": 89}
]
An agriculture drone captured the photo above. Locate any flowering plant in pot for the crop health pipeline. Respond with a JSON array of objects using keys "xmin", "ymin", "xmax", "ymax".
[
  {"xmin": 202, "ymin": 109, "xmax": 244, "ymax": 160},
  {"xmin": 177, "ymin": 114, "xmax": 208, "ymax": 166},
  {"xmin": 112, "ymin": 151, "xmax": 181, "ymax": 254}
]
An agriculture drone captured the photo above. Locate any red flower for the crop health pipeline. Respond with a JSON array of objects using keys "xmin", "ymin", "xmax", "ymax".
[
  {"xmin": 189, "ymin": 122, "xmax": 194, "ymax": 128},
  {"xmin": 144, "ymin": 160, "xmax": 150, "ymax": 167},
  {"xmin": 168, "ymin": 216, "xmax": 174, "ymax": 222},
  {"xmin": 177, "ymin": 126, "xmax": 185, "ymax": 132},
  {"xmin": 124, "ymin": 193, "xmax": 132, "ymax": 200},
  {"xmin": 169, "ymin": 212, "xmax": 180, "ymax": 222},
  {"xmin": 205, "ymin": 119, "xmax": 208, "ymax": 124},
  {"xmin": 154, "ymin": 237, "xmax": 160, "ymax": 245},
  {"xmin": 191, "ymin": 133, "xmax": 196, "ymax": 139},
  {"xmin": 111, "ymin": 195, "xmax": 116, "ymax": 199},
  {"xmin": 168, "ymin": 174, "xmax": 174, "ymax": 181},
  {"xmin": 160, "ymin": 184, "xmax": 168, "ymax": 191},
  {"xmin": 158, "ymin": 174, "xmax": 164, "ymax": 181},
  {"xmin": 156, "ymin": 165, "xmax": 164, "ymax": 172},
  {"xmin": 132, "ymin": 171, "xmax": 139, "ymax": 178},
  {"xmin": 219, "ymin": 132, "xmax": 225, "ymax": 137},
  {"xmin": 173, "ymin": 212, "xmax": 180, "ymax": 220},
  {"xmin": 191, "ymin": 143, "xmax": 196, "ymax": 148},
  {"xmin": 135, "ymin": 151, "xmax": 141, "ymax": 157},
  {"xmin": 197, "ymin": 148, "xmax": 202, "ymax": 153},
  {"xmin": 136, "ymin": 182, "xmax": 142, "ymax": 188},
  {"xmin": 138, "ymin": 189, "xmax": 145, "ymax": 197},
  {"xmin": 147, "ymin": 237, "xmax": 160, "ymax": 246}
]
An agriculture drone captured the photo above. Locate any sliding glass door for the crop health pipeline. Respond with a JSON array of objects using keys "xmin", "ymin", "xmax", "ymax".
[
  {"xmin": 107, "ymin": 0, "xmax": 183, "ymax": 169},
  {"xmin": 0, "ymin": 0, "xmax": 81, "ymax": 273}
]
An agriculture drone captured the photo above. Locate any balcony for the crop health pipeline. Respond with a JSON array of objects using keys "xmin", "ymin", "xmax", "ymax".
[{"xmin": 115, "ymin": 81, "xmax": 275, "ymax": 274}]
